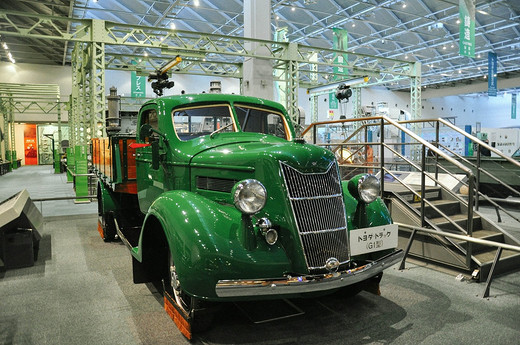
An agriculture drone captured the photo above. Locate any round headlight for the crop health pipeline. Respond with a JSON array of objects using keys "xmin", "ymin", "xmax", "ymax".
[
  {"xmin": 233, "ymin": 179, "xmax": 267, "ymax": 214},
  {"xmin": 358, "ymin": 174, "xmax": 380, "ymax": 204}
]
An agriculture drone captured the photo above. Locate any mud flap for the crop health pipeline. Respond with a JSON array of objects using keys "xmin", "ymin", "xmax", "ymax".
[
  {"xmin": 164, "ymin": 290, "xmax": 192, "ymax": 340},
  {"xmin": 97, "ymin": 219, "xmax": 105, "ymax": 240}
]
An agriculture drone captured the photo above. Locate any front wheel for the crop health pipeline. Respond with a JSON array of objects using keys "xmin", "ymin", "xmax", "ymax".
[{"xmin": 164, "ymin": 249, "xmax": 216, "ymax": 333}]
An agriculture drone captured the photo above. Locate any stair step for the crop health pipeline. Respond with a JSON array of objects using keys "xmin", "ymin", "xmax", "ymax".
[
  {"xmin": 474, "ymin": 249, "xmax": 520, "ymax": 265},
  {"xmin": 385, "ymin": 183, "xmax": 442, "ymax": 203},
  {"xmin": 429, "ymin": 213, "xmax": 481, "ymax": 233},
  {"xmin": 477, "ymin": 249, "xmax": 520, "ymax": 281},
  {"xmin": 457, "ymin": 229, "xmax": 505, "ymax": 253},
  {"xmin": 430, "ymin": 213, "xmax": 478, "ymax": 224},
  {"xmin": 412, "ymin": 199, "xmax": 461, "ymax": 217}
]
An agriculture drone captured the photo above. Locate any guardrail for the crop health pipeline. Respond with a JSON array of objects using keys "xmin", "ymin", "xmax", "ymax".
[
  {"xmin": 32, "ymin": 195, "xmax": 97, "ymax": 216},
  {"xmin": 302, "ymin": 115, "xmax": 477, "ymax": 268},
  {"xmin": 302, "ymin": 116, "xmax": 520, "ymax": 272},
  {"xmin": 396, "ymin": 222, "xmax": 520, "ymax": 298}
]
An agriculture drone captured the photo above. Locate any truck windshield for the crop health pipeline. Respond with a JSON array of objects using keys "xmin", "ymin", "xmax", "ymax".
[
  {"xmin": 234, "ymin": 104, "xmax": 289, "ymax": 140},
  {"xmin": 172, "ymin": 104, "xmax": 235, "ymax": 141}
]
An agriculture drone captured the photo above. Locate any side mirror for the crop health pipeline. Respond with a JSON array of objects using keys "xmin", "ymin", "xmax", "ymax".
[{"xmin": 139, "ymin": 124, "xmax": 153, "ymax": 142}]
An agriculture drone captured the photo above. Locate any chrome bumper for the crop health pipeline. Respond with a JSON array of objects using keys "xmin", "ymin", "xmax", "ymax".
[{"xmin": 215, "ymin": 249, "xmax": 404, "ymax": 298}]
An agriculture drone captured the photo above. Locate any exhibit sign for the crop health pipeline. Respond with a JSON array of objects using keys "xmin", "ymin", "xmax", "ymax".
[
  {"xmin": 512, "ymin": 93, "xmax": 517, "ymax": 120},
  {"xmin": 332, "ymin": 28, "xmax": 348, "ymax": 80},
  {"xmin": 488, "ymin": 52, "xmax": 498, "ymax": 97},
  {"xmin": 459, "ymin": 0, "xmax": 475, "ymax": 58},
  {"xmin": 131, "ymin": 71, "xmax": 146, "ymax": 98},
  {"xmin": 349, "ymin": 224, "xmax": 398, "ymax": 256}
]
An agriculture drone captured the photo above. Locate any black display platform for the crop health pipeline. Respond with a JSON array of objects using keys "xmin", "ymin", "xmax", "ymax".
[{"xmin": 0, "ymin": 190, "xmax": 42, "ymax": 269}]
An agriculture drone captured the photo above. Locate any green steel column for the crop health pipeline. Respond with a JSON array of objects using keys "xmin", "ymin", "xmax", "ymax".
[
  {"xmin": 72, "ymin": 42, "xmax": 90, "ymax": 199},
  {"xmin": 54, "ymin": 101, "xmax": 62, "ymax": 173},
  {"xmin": 310, "ymin": 95, "xmax": 318, "ymax": 123},
  {"xmin": 0, "ymin": 98, "xmax": 5, "ymax": 162},
  {"xmin": 90, "ymin": 37, "xmax": 106, "ymax": 138},
  {"xmin": 74, "ymin": 145, "xmax": 89, "ymax": 203},
  {"xmin": 284, "ymin": 42, "xmax": 299, "ymax": 124},
  {"xmin": 69, "ymin": 44, "xmax": 81, "ymax": 183},
  {"xmin": 66, "ymin": 147, "xmax": 74, "ymax": 183},
  {"xmin": 352, "ymin": 88, "xmax": 362, "ymax": 119},
  {"xmin": 274, "ymin": 28, "xmax": 288, "ymax": 108},
  {"xmin": 410, "ymin": 62, "xmax": 422, "ymax": 162},
  {"xmin": 7, "ymin": 96, "xmax": 16, "ymax": 170}
]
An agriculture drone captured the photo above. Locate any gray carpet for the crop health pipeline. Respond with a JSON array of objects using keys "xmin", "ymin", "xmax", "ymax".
[{"xmin": 1, "ymin": 166, "xmax": 519, "ymax": 344}]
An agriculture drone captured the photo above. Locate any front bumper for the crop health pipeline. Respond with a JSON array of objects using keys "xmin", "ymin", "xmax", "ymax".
[{"xmin": 215, "ymin": 249, "xmax": 404, "ymax": 298}]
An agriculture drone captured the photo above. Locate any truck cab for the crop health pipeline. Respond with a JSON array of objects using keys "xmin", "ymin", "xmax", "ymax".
[{"xmin": 94, "ymin": 93, "xmax": 403, "ymax": 337}]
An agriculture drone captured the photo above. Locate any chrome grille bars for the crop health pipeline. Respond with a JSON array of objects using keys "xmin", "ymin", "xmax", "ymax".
[{"xmin": 281, "ymin": 162, "xmax": 350, "ymax": 271}]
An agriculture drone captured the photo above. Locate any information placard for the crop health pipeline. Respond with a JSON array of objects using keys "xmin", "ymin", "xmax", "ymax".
[{"xmin": 349, "ymin": 224, "xmax": 398, "ymax": 256}]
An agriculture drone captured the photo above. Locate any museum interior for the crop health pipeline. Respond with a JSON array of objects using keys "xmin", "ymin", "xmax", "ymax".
[{"xmin": 1, "ymin": 0, "xmax": 520, "ymax": 344}]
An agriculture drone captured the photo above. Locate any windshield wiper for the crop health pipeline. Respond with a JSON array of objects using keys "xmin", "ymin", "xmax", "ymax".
[{"xmin": 210, "ymin": 122, "xmax": 234, "ymax": 138}]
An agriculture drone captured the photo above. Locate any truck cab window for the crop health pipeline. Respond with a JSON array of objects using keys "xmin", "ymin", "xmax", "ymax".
[
  {"xmin": 139, "ymin": 109, "xmax": 159, "ymax": 142},
  {"xmin": 234, "ymin": 104, "xmax": 289, "ymax": 140},
  {"xmin": 172, "ymin": 104, "xmax": 234, "ymax": 141},
  {"xmin": 142, "ymin": 109, "xmax": 159, "ymax": 131}
]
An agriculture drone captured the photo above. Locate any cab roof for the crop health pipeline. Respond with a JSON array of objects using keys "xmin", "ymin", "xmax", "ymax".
[{"xmin": 141, "ymin": 93, "xmax": 287, "ymax": 113}]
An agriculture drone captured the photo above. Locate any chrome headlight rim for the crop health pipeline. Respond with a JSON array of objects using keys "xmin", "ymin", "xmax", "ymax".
[
  {"xmin": 357, "ymin": 174, "xmax": 380, "ymax": 204},
  {"xmin": 233, "ymin": 179, "xmax": 267, "ymax": 215}
]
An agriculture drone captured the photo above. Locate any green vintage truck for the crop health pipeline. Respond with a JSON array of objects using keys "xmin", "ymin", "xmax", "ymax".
[{"xmin": 93, "ymin": 93, "xmax": 403, "ymax": 338}]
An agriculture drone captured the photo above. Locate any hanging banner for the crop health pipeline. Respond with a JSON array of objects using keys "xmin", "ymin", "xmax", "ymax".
[
  {"xmin": 459, "ymin": 0, "xmax": 475, "ymax": 57},
  {"xmin": 512, "ymin": 93, "xmax": 517, "ymax": 119},
  {"xmin": 24, "ymin": 124, "xmax": 38, "ymax": 165},
  {"xmin": 329, "ymin": 92, "xmax": 338, "ymax": 109},
  {"xmin": 488, "ymin": 52, "xmax": 497, "ymax": 97},
  {"xmin": 131, "ymin": 71, "xmax": 146, "ymax": 98},
  {"xmin": 332, "ymin": 28, "xmax": 348, "ymax": 80}
]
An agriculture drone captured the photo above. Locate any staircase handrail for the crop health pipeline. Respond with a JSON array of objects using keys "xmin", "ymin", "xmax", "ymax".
[{"xmin": 302, "ymin": 116, "xmax": 474, "ymax": 176}]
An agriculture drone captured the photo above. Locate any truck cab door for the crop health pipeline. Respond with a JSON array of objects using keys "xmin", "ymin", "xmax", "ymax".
[{"xmin": 136, "ymin": 106, "xmax": 165, "ymax": 213}]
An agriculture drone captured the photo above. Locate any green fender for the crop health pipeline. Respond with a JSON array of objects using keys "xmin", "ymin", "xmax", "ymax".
[
  {"xmin": 140, "ymin": 190, "xmax": 292, "ymax": 300},
  {"xmin": 341, "ymin": 179, "xmax": 392, "ymax": 230},
  {"xmin": 97, "ymin": 181, "xmax": 116, "ymax": 214},
  {"xmin": 342, "ymin": 178, "xmax": 394, "ymax": 261}
]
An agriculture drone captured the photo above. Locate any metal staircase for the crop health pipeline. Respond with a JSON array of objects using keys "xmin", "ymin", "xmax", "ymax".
[
  {"xmin": 387, "ymin": 181, "xmax": 520, "ymax": 281},
  {"xmin": 302, "ymin": 116, "xmax": 520, "ymax": 282}
]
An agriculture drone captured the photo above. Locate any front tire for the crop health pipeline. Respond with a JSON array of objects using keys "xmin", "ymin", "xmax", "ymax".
[{"xmin": 164, "ymin": 248, "xmax": 216, "ymax": 332}]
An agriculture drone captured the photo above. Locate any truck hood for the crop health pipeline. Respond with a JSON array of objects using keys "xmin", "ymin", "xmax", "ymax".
[{"xmin": 190, "ymin": 136, "xmax": 335, "ymax": 173}]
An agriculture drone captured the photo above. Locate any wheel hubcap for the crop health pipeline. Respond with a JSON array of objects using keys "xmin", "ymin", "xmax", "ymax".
[{"xmin": 170, "ymin": 264, "xmax": 180, "ymax": 291}]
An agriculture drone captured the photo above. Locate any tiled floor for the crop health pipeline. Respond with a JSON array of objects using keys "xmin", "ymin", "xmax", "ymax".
[{"xmin": 0, "ymin": 166, "xmax": 519, "ymax": 344}]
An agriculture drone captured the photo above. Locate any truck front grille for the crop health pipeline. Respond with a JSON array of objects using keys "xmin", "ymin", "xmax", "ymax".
[{"xmin": 281, "ymin": 162, "xmax": 349, "ymax": 272}]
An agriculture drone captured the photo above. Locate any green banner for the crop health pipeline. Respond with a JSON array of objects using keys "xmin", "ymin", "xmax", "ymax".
[
  {"xmin": 459, "ymin": 0, "xmax": 475, "ymax": 58},
  {"xmin": 329, "ymin": 92, "xmax": 338, "ymax": 109},
  {"xmin": 332, "ymin": 28, "xmax": 348, "ymax": 80},
  {"xmin": 131, "ymin": 71, "xmax": 146, "ymax": 98},
  {"xmin": 512, "ymin": 93, "xmax": 517, "ymax": 120},
  {"xmin": 488, "ymin": 52, "xmax": 498, "ymax": 97}
]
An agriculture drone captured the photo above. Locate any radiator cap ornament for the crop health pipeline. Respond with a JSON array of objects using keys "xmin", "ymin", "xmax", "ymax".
[{"xmin": 325, "ymin": 257, "xmax": 340, "ymax": 272}]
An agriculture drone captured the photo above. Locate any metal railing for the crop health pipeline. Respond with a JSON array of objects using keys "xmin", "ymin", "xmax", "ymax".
[
  {"xmin": 302, "ymin": 115, "xmax": 520, "ymax": 271},
  {"xmin": 397, "ymin": 222, "xmax": 520, "ymax": 298}
]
